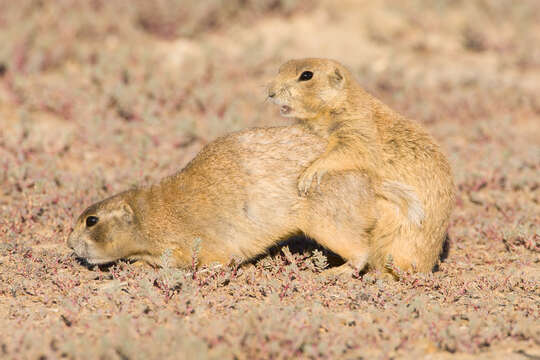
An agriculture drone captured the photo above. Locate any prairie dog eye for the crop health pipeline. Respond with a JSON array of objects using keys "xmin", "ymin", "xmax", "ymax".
[
  {"xmin": 86, "ymin": 216, "xmax": 99, "ymax": 227},
  {"xmin": 298, "ymin": 71, "xmax": 313, "ymax": 81}
]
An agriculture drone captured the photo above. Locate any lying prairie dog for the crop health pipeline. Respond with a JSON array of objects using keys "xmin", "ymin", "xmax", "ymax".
[{"xmin": 68, "ymin": 125, "xmax": 454, "ymax": 274}]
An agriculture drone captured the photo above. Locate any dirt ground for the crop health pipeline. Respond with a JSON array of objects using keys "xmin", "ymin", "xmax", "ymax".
[{"xmin": 0, "ymin": 0, "xmax": 538, "ymax": 359}]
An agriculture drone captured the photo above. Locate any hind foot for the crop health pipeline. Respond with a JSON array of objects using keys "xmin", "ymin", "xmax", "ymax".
[{"xmin": 323, "ymin": 254, "xmax": 368, "ymax": 278}]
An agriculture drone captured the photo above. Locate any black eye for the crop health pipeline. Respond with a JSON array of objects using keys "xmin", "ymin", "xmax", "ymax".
[
  {"xmin": 298, "ymin": 71, "xmax": 313, "ymax": 81},
  {"xmin": 86, "ymin": 216, "xmax": 99, "ymax": 227}
]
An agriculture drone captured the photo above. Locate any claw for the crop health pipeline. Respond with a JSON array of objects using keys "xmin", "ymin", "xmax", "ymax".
[
  {"xmin": 305, "ymin": 175, "xmax": 313, "ymax": 193},
  {"xmin": 298, "ymin": 172, "xmax": 314, "ymax": 196},
  {"xmin": 299, "ymin": 161, "xmax": 328, "ymax": 196},
  {"xmin": 316, "ymin": 170, "xmax": 325, "ymax": 187}
]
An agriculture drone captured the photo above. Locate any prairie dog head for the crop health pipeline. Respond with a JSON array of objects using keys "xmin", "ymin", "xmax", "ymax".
[
  {"xmin": 67, "ymin": 191, "xmax": 143, "ymax": 265},
  {"xmin": 267, "ymin": 58, "xmax": 352, "ymax": 120}
]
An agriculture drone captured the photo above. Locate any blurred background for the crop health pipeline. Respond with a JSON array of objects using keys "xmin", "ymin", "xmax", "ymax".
[
  {"xmin": 1, "ymin": 0, "xmax": 539, "ymax": 190},
  {"xmin": 1, "ymin": 1, "xmax": 539, "ymax": 358}
]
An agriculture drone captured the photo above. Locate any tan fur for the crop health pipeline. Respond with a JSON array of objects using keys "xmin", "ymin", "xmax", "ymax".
[
  {"xmin": 68, "ymin": 126, "xmax": 377, "ymax": 270},
  {"xmin": 68, "ymin": 123, "xmax": 453, "ymax": 274},
  {"xmin": 267, "ymin": 58, "xmax": 455, "ymax": 272},
  {"xmin": 269, "ymin": 59, "xmax": 419, "ymax": 223}
]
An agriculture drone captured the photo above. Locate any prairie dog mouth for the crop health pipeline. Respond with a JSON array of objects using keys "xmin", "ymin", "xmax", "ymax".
[{"xmin": 280, "ymin": 105, "xmax": 292, "ymax": 115}]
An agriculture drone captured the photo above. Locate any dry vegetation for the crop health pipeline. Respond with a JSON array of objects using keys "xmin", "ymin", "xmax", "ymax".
[{"xmin": 0, "ymin": 0, "xmax": 539, "ymax": 359}]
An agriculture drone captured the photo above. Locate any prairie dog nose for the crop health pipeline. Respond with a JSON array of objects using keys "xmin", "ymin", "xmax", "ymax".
[{"xmin": 66, "ymin": 233, "xmax": 75, "ymax": 250}]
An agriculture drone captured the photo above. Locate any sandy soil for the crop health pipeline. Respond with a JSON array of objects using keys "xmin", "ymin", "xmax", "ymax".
[{"xmin": 0, "ymin": 0, "xmax": 538, "ymax": 359}]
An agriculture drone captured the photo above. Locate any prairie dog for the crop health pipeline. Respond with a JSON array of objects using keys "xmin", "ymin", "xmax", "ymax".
[
  {"xmin": 267, "ymin": 58, "xmax": 443, "ymax": 225},
  {"xmin": 68, "ymin": 126, "xmax": 377, "ymax": 271},
  {"xmin": 68, "ymin": 125, "xmax": 454, "ymax": 273},
  {"xmin": 266, "ymin": 58, "xmax": 455, "ymax": 271}
]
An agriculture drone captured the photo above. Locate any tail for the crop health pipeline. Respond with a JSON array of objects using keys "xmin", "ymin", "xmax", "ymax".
[{"xmin": 378, "ymin": 180, "xmax": 424, "ymax": 226}]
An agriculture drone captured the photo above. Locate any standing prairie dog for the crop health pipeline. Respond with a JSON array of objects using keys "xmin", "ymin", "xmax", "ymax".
[
  {"xmin": 267, "ymin": 58, "xmax": 442, "ymax": 225},
  {"xmin": 267, "ymin": 58, "xmax": 455, "ymax": 271},
  {"xmin": 68, "ymin": 124, "xmax": 453, "ymax": 274}
]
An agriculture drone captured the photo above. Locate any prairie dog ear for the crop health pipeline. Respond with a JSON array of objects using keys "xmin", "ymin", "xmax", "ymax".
[
  {"xmin": 121, "ymin": 202, "xmax": 135, "ymax": 223},
  {"xmin": 329, "ymin": 67, "xmax": 344, "ymax": 89}
]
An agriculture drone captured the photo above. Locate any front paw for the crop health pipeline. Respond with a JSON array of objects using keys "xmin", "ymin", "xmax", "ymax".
[{"xmin": 298, "ymin": 162, "xmax": 328, "ymax": 195}]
